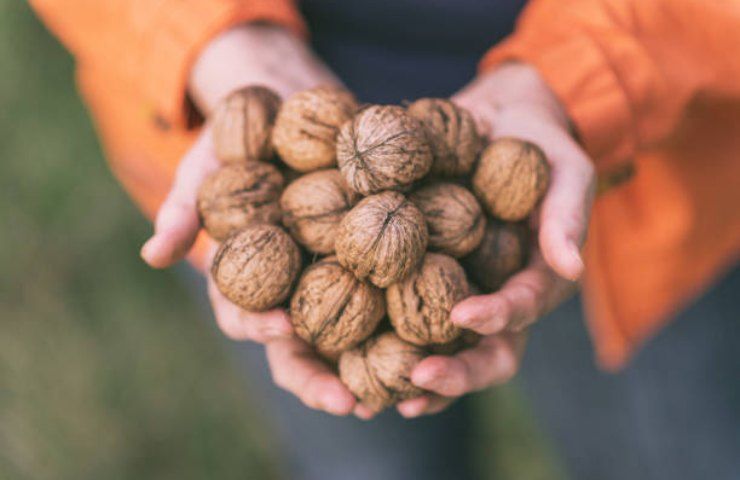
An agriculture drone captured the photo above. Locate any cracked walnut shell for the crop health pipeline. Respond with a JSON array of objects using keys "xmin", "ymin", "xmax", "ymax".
[
  {"xmin": 336, "ymin": 105, "xmax": 433, "ymax": 195},
  {"xmin": 290, "ymin": 256, "xmax": 385, "ymax": 358},
  {"xmin": 472, "ymin": 137, "xmax": 550, "ymax": 221},
  {"xmin": 280, "ymin": 169, "xmax": 359, "ymax": 254},
  {"xmin": 410, "ymin": 182, "xmax": 486, "ymax": 258},
  {"xmin": 407, "ymin": 98, "xmax": 483, "ymax": 177},
  {"xmin": 386, "ymin": 253, "xmax": 470, "ymax": 346},
  {"xmin": 212, "ymin": 86, "xmax": 281, "ymax": 164},
  {"xmin": 335, "ymin": 191, "xmax": 428, "ymax": 288},
  {"xmin": 338, "ymin": 332, "xmax": 426, "ymax": 413},
  {"xmin": 197, "ymin": 162, "xmax": 283, "ymax": 241},
  {"xmin": 211, "ymin": 224, "xmax": 301, "ymax": 311},
  {"xmin": 272, "ymin": 86, "xmax": 357, "ymax": 172}
]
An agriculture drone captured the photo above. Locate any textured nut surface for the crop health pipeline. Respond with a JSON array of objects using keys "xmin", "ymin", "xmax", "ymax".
[
  {"xmin": 335, "ymin": 192, "xmax": 428, "ymax": 288},
  {"xmin": 211, "ymin": 224, "xmax": 301, "ymax": 311},
  {"xmin": 290, "ymin": 257, "xmax": 385, "ymax": 358},
  {"xmin": 472, "ymin": 137, "xmax": 550, "ymax": 221},
  {"xmin": 212, "ymin": 86, "xmax": 281, "ymax": 164},
  {"xmin": 407, "ymin": 98, "xmax": 482, "ymax": 177},
  {"xmin": 280, "ymin": 169, "xmax": 359, "ymax": 254},
  {"xmin": 197, "ymin": 162, "xmax": 284, "ymax": 241},
  {"xmin": 386, "ymin": 253, "xmax": 469, "ymax": 346},
  {"xmin": 410, "ymin": 182, "xmax": 486, "ymax": 258},
  {"xmin": 339, "ymin": 332, "xmax": 425, "ymax": 413},
  {"xmin": 272, "ymin": 86, "xmax": 357, "ymax": 172},
  {"xmin": 336, "ymin": 105, "xmax": 433, "ymax": 195},
  {"xmin": 462, "ymin": 219, "xmax": 530, "ymax": 292}
]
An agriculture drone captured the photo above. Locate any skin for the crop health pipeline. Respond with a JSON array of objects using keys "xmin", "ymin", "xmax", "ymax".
[{"xmin": 141, "ymin": 24, "xmax": 596, "ymax": 419}]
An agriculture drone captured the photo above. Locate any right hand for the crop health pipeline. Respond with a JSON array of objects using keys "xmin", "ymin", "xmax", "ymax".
[{"xmin": 141, "ymin": 24, "xmax": 361, "ymax": 416}]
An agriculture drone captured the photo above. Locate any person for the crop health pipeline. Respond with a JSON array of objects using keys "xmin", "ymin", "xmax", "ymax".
[{"xmin": 29, "ymin": 0, "xmax": 740, "ymax": 479}]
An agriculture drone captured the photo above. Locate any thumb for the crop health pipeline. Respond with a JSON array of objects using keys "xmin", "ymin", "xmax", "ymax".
[{"xmin": 141, "ymin": 130, "xmax": 220, "ymax": 268}]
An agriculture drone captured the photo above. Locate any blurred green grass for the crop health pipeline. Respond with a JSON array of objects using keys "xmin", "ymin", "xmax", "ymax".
[{"xmin": 0, "ymin": 2, "xmax": 563, "ymax": 479}]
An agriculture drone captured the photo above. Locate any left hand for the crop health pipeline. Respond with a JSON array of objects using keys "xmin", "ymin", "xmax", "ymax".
[{"xmin": 397, "ymin": 63, "xmax": 596, "ymax": 418}]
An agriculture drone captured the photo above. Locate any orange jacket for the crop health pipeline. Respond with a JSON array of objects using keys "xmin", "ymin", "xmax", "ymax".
[{"xmin": 30, "ymin": 0, "xmax": 740, "ymax": 369}]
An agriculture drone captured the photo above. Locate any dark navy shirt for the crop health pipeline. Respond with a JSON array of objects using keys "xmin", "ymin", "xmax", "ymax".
[{"xmin": 300, "ymin": 0, "xmax": 527, "ymax": 103}]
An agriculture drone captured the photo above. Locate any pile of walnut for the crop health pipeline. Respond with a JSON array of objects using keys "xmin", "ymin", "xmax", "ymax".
[{"xmin": 199, "ymin": 85, "xmax": 550, "ymax": 413}]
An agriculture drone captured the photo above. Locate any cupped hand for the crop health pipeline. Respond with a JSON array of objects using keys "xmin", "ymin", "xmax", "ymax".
[
  {"xmin": 398, "ymin": 63, "xmax": 596, "ymax": 418},
  {"xmin": 140, "ymin": 24, "xmax": 360, "ymax": 416}
]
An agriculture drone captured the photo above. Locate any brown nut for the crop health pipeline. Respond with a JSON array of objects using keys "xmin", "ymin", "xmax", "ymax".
[
  {"xmin": 280, "ymin": 169, "xmax": 359, "ymax": 254},
  {"xmin": 336, "ymin": 105, "xmax": 433, "ymax": 195},
  {"xmin": 290, "ymin": 256, "xmax": 385, "ymax": 358},
  {"xmin": 462, "ymin": 219, "xmax": 530, "ymax": 293},
  {"xmin": 472, "ymin": 137, "xmax": 550, "ymax": 221},
  {"xmin": 410, "ymin": 182, "xmax": 486, "ymax": 258},
  {"xmin": 197, "ymin": 162, "xmax": 283, "ymax": 241},
  {"xmin": 335, "ymin": 191, "xmax": 428, "ymax": 288},
  {"xmin": 339, "ymin": 332, "xmax": 426, "ymax": 413},
  {"xmin": 272, "ymin": 86, "xmax": 357, "ymax": 172},
  {"xmin": 406, "ymin": 98, "xmax": 482, "ymax": 177},
  {"xmin": 386, "ymin": 253, "xmax": 470, "ymax": 346},
  {"xmin": 211, "ymin": 224, "xmax": 301, "ymax": 311},
  {"xmin": 212, "ymin": 86, "xmax": 281, "ymax": 164}
]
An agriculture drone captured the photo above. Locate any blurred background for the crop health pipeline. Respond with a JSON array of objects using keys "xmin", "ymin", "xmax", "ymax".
[{"xmin": 0, "ymin": 2, "xmax": 563, "ymax": 478}]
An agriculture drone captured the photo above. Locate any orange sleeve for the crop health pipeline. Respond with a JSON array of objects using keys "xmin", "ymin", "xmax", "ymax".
[
  {"xmin": 481, "ymin": 0, "xmax": 740, "ymax": 171},
  {"xmin": 28, "ymin": 0, "xmax": 306, "ymax": 129}
]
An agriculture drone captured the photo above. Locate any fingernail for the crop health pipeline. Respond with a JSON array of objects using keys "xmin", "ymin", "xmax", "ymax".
[
  {"xmin": 140, "ymin": 238, "xmax": 155, "ymax": 261},
  {"xmin": 412, "ymin": 368, "xmax": 438, "ymax": 388}
]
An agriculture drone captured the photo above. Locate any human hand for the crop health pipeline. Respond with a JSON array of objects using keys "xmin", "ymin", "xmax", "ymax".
[
  {"xmin": 140, "ymin": 24, "xmax": 362, "ymax": 415},
  {"xmin": 397, "ymin": 63, "xmax": 596, "ymax": 418}
]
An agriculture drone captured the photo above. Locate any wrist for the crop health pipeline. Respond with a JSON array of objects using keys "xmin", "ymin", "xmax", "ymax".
[
  {"xmin": 189, "ymin": 24, "xmax": 339, "ymax": 116},
  {"xmin": 459, "ymin": 62, "xmax": 572, "ymax": 133}
]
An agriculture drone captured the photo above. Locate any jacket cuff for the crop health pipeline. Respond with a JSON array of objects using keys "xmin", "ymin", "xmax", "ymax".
[
  {"xmin": 480, "ymin": 34, "xmax": 636, "ymax": 171},
  {"xmin": 142, "ymin": 0, "xmax": 306, "ymax": 131}
]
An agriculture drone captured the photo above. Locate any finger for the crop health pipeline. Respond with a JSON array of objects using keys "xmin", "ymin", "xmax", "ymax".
[
  {"xmin": 452, "ymin": 253, "xmax": 573, "ymax": 334},
  {"xmin": 397, "ymin": 395, "xmax": 454, "ymax": 418},
  {"xmin": 353, "ymin": 404, "xmax": 377, "ymax": 420},
  {"xmin": 537, "ymin": 142, "xmax": 595, "ymax": 281},
  {"xmin": 412, "ymin": 333, "xmax": 526, "ymax": 397},
  {"xmin": 207, "ymin": 275, "xmax": 293, "ymax": 342},
  {"xmin": 266, "ymin": 338, "xmax": 356, "ymax": 416},
  {"xmin": 141, "ymin": 130, "xmax": 220, "ymax": 268}
]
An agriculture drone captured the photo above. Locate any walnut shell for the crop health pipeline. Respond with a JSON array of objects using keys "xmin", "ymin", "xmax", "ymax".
[
  {"xmin": 335, "ymin": 191, "xmax": 428, "ymax": 288},
  {"xmin": 462, "ymin": 219, "xmax": 530, "ymax": 292},
  {"xmin": 339, "ymin": 332, "xmax": 425, "ymax": 413},
  {"xmin": 407, "ymin": 98, "xmax": 482, "ymax": 177},
  {"xmin": 280, "ymin": 169, "xmax": 359, "ymax": 254},
  {"xmin": 472, "ymin": 137, "xmax": 550, "ymax": 221},
  {"xmin": 336, "ymin": 105, "xmax": 433, "ymax": 195},
  {"xmin": 197, "ymin": 162, "xmax": 284, "ymax": 241},
  {"xmin": 212, "ymin": 86, "xmax": 281, "ymax": 164},
  {"xmin": 410, "ymin": 182, "xmax": 486, "ymax": 258},
  {"xmin": 386, "ymin": 253, "xmax": 469, "ymax": 346},
  {"xmin": 272, "ymin": 86, "xmax": 357, "ymax": 172},
  {"xmin": 290, "ymin": 256, "xmax": 385, "ymax": 358},
  {"xmin": 211, "ymin": 224, "xmax": 301, "ymax": 311}
]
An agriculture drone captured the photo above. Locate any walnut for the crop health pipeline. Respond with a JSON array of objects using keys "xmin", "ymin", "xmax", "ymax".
[
  {"xmin": 280, "ymin": 169, "xmax": 359, "ymax": 254},
  {"xmin": 407, "ymin": 98, "xmax": 482, "ymax": 177},
  {"xmin": 335, "ymin": 191, "xmax": 428, "ymax": 288},
  {"xmin": 272, "ymin": 86, "xmax": 357, "ymax": 172},
  {"xmin": 336, "ymin": 105, "xmax": 433, "ymax": 195},
  {"xmin": 211, "ymin": 86, "xmax": 281, "ymax": 164},
  {"xmin": 386, "ymin": 253, "xmax": 469, "ymax": 346},
  {"xmin": 290, "ymin": 257, "xmax": 385, "ymax": 358},
  {"xmin": 338, "ymin": 332, "xmax": 426, "ymax": 413},
  {"xmin": 462, "ymin": 219, "xmax": 530, "ymax": 292},
  {"xmin": 211, "ymin": 224, "xmax": 301, "ymax": 311},
  {"xmin": 472, "ymin": 137, "xmax": 550, "ymax": 221},
  {"xmin": 197, "ymin": 163, "xmax": 283, "ymax": 241},
  {"xmin": 410, "ymin": 182, "xmax": 486, "ymax": 258}
]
